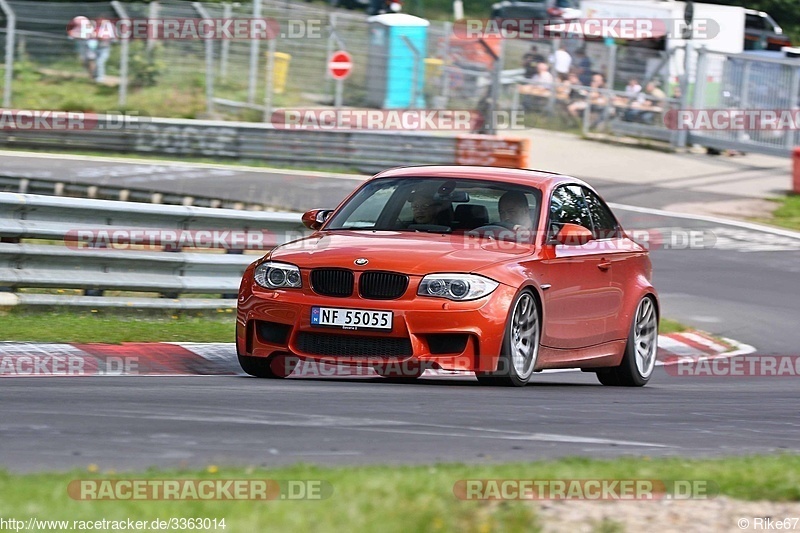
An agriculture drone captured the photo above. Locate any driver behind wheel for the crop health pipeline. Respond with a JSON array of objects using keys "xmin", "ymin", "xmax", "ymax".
[{"xmin": 407, "ymin": 182, "xmax": 453, "ymax": 226}]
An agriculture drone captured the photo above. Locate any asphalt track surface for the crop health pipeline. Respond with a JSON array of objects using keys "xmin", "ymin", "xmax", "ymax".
[{"xmin": 2, "ymin": 153, "xmax": 799, "ymax": 472}]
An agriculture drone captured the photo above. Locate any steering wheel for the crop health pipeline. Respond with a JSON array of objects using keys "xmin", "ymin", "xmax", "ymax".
[
  {"xmin": 470, "ymin": 222, "xmax": 515, "ymax": 233},
  {"xmin": 467, "ymin": 223, "xmax": 517, "ymax": 238}
]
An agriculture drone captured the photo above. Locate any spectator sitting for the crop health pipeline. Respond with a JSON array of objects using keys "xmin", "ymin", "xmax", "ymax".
[
  {"xmin": 628, "ymin": 81, "xmax": 668, "ymax": 124},
  {"xmin": 625, "ymin": 78, "xmax": 642, "ymax": 98},
  {"xmin": 639, "ymin": 81, "xmax": 667, "ymax": 105},
  {"xmin": 523, "ymin": 45, "xmax": 546, "ymax": 78},
  {"xmin": 567, "ymin": 73, "xmax": 607, "ymax": 120},
  {"xmin": 531, "ymin": 62, "xmax": 554, "ymax": 89},
  {"xmin": 556, "ymin": 72, "xmax": 581, "ymax": 101}
]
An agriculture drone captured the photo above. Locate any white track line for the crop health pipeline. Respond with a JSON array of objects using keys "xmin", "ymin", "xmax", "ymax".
[{"xmin": 610, "ymin": 202, "xmax": 800, "ymax": 239}]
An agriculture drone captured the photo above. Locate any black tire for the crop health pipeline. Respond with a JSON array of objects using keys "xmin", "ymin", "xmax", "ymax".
[
  {"xmin": 476, "ymin": 289, "xmax": 540, "ymax": 387},
  {"xmin": 596, "ymin": 296, "xmax": 658, "ymax": 387},
  {"xmin": 238, "ymin": 353, "xmax": 298, "ymax": 379},
  {"xmin": 474, "ymin": 373, "xmax": 502, "ymax": 386}
]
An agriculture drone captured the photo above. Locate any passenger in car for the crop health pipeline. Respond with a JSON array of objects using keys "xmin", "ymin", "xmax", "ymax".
[{"xmin": 498, "ymin": 191, "xmax": 534, "ymax": 231}]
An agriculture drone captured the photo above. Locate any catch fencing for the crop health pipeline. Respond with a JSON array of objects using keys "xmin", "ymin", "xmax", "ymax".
[
  {"xmin": 1, "ymin": 1, "xmax": 798, "ymax": 156},
  {"xmin": 686, "ymin": 47, "xmax": 800, "ymax": 157}
]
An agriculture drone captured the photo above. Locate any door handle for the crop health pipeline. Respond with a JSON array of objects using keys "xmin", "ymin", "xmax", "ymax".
[{"xmin": 598, "ymin": 260, "xmax": 612, "ymax": 271}]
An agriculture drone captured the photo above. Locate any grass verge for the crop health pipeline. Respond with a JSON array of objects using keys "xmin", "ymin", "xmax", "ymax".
[
  {"xmin": 1, "ymin": 308, "xmax": 692, "ymax": 344},
  {"xmin": 0, "ymin": 309, "xmax": 235, "ymax": 344},
  {"xmin": 755, "ymin": 194, "xmax": 800, "ymax": 232},
  {"xmin": 658, "ymin": 318, "xmax": 687, "ymax": 335},
  {"xmin": 1, "ymin": 456, "xmax": 799, "ymax": 532}
]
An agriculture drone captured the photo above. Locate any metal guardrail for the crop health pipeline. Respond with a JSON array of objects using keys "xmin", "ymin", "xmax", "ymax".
[
  {"xmin": 0, "ymin": 116, "xmax": 461, "ymax": 174},
  {"xmin": 0, "ymin": 174, "xmax": 273, "ymax": 210},
  {"xmin": 0, "ymin": 192, "xmax": 307, "ymax": 308}
]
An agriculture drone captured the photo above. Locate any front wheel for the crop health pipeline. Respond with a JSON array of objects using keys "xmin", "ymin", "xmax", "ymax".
[
  {"xmin": 477, "ymin": 289, "xmax": 540, "ymax": 387},
  {"xmin": 597, "ymin": 296, "xmax": 658, "ymax": 387}
]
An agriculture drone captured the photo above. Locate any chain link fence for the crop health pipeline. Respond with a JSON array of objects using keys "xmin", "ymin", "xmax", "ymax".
[{"xmin": 0, "ymin": 1, "xmax": 798, "ymax": 154}]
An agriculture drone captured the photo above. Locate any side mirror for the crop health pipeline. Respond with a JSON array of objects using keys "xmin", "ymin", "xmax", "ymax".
[
  {"xmin": 554, "ymin": 223, "xmax": 594, "ymax": 246},
  {"xmin": 302, "ymin": 209, "xmax": 333, "ymax": 230}
]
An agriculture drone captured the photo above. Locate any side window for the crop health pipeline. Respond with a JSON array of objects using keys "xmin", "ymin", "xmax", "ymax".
[
  {"xmin": 745, "ymin": 14, "xmax": 760, "ymax": 31},
  {"xmin": 548, "ymin": 185, "xmax": 593, "ymax": 240},
  {"xmin": 582, "ymin": 188, "xmax": 620, "ymax": 239}
]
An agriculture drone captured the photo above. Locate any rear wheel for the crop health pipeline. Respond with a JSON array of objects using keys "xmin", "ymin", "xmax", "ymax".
[
  {"xmin": 476, "ymin": 289, "xmax": 540, "ymax": 387},
  {"xmin": 238, "ymin": 353, "xmax": 298, "ymax": 379},
  {"xmin": 597, "ymin": 296, "xmax": 658, "ymax": 387}
]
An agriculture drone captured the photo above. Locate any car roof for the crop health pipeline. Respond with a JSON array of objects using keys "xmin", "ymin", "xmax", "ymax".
[{"xmin": 372, "ymin": 165, "xmax": 590, "ymax": 192}]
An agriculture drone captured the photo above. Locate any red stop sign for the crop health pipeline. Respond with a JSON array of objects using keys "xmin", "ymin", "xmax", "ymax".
[{"xmin": 328, "ymin": 51, "xmax": 353, "ymax": 80}]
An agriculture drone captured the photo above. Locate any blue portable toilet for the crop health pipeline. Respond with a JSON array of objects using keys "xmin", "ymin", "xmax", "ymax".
[{"xmin": 366, "ymin": 14, "xmax": 428, "ymax": 109}]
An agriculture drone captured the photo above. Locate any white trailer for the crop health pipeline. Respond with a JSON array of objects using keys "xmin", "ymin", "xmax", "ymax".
[{"xmin": 577, "ymin": 0, "xmax": 745, "ymax": 89}]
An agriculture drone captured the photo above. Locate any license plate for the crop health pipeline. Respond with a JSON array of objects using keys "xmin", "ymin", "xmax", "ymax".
[{"xmin": 311, "ymin": 307, "xmax": 392, "ymax": 330}]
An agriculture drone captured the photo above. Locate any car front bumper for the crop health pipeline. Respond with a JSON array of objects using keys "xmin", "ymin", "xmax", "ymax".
[{"xmin": 236, "ymin": 266, "xmax": 516, "ymax": 373}]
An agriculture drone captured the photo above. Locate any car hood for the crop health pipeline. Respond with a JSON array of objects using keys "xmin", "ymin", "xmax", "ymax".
[{"xmin": 268, "ymin": 231, "xmax": 533, "ymax": 276}]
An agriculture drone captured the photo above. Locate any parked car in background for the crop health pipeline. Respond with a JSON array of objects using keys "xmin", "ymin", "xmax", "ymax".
[
  {"xmin": 744, "ymin": 9, "xmax": 791, "ymax": 51},
  {"xmin": 326, "ymin": 0, "xmax": 401, "ymax": 15},
  {"xmin": 491, "ymin": 0, "xmax": 581, "ymax": 23}
]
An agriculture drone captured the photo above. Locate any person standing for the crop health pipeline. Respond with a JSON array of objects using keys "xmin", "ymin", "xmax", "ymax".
[
  {"xmin": 67, "ymin": 16, "xmax": 98, "ymax": 79},
  {"xmin": 574, "ymin": 48, "xmax": 593, "ymax": 86},
  {"xmin": 93, "ymin": 16, "xmax": 117, "ymax": 83},
  {"xmin": 551, "ymin": 45, "xmax": 572, "ymax": 81}
]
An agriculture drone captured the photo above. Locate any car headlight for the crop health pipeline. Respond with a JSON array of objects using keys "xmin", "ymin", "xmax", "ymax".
[
  {"xmin": 418, "ymin": 274, "xmax": 499, "ymax": 301},
  {"xmin": 254, "ymin": 262, "xmax": 302, "ymax": 289}
]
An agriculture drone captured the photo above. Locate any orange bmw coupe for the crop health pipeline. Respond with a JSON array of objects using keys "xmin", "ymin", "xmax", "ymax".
[{"xmin": 236, "ymin": 166, "xmax": 659, "ymax": 386}]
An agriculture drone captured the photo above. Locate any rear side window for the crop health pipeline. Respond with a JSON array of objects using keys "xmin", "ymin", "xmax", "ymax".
[
  {"xmin": 582, "ymin": 188, "xmax": 620, "ymax": 239},
  {"xmin": 548, "ymin": 185, "xmax": 593, "ymax": 239}
]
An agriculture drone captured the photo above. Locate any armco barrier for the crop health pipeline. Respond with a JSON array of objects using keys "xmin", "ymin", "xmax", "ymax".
[
  {"xmin": 0, "ymin": 174, "xmax": 262, "ymax": 210},
  {"xmin": 0, "ymin": 116, "xmax": 531, "ymax": 173},
  {"xmin": 456, "ymin": 135, "xmax": 530, "ymax": 169},
  {"xmin": 0, "ymin": 192, "xmax": 307, "ymax": 308}
]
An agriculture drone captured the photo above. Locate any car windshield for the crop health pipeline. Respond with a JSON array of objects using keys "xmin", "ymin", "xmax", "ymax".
[{"xmin": 325, "ymin": 177, "xmax": 542, "ymax": 237}]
